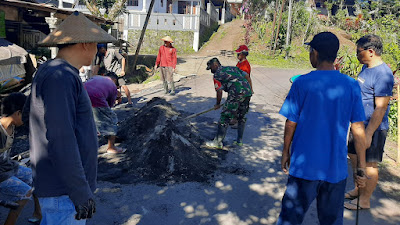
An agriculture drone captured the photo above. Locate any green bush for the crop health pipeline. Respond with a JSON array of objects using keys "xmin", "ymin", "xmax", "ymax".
[{"xmin": 389, "ymin": 100, "xmax": 398, "ymax": 141}]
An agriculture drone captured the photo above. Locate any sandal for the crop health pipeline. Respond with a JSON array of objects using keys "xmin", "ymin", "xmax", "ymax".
[
  {"xmin": 344, "ymin": 192, "xmax": 358, "ymax": 200},
  {"xmin": 344, "ymin": 201, "xmax": 370, "ymax": 210},
  {"xmin": 106, "ymin": 147, "xmax": 127, "ymax": 154},
  {"xmin": 28, "ymin": 217, "xmax": 41, "ymax": 225}
]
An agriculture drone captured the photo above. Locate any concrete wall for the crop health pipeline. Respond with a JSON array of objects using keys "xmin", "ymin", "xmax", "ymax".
[
  {"xmin": 199, "ymin": 15, "xmax": 218, "ymax": 49},
  {"xmin": 127, "ymin": 29, "xmax": 195, "ymax": 54}
]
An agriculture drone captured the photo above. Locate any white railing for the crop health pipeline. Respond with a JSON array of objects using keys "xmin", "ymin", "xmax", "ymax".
[
  {"xmin": 125, "ymin": 11, "xmax": 200, "ymax": 31},
  {"xmin": 207, "ymin": 2, "xmax": 219, "ymax": 23},
  {"xmin": 200, "ymin": 9, "xmax": 210, "ymax": 26}
]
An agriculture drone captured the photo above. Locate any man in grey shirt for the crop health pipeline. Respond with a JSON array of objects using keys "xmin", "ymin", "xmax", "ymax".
[
  {"xmin": 94, "ymin": 45, "xmax": 133, "ymax": 105},
  {"xmin": 27, "ymin": 12, "xmax": 116, "ymax": 224}
]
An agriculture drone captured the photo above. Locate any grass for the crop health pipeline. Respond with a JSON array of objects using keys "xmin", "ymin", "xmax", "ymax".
[
  {"xmin": 248, "ymin": 48, "xmax": 312, "ymax": 70},
  {"xmin": 219, "ymin": 30, "xmax": 227, "ymax": 40},
  {"xmin": 143, "ymin": 73, "xmax": 160, "ymax": 84}
]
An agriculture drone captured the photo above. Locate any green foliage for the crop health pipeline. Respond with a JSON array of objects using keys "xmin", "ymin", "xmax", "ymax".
[
  {"xmin": 126, "ymin": 67, "xmax": 149, "ymax": 83},
  {"xmin": 336, "ymin": 53, "xmax": 362, "ymax": 78},
  {"xmin": 333, "ymin": 9, "xmax": 347, "ymax": 27},
  {"xmin": 383, "ymin": 41, "xmax": 400, "ymax": 71},
  {"xmin": 252, "ymin": 20, "xmax": 269, "ymax": 41},
  {"xmin": 389, "ymin": 100, "xmax": 398, "ymax": 141},
  {"xmin": 251, "ymin": 1, "xmax": 319, "ymax": 52},
  {"xmin": 84, "ymin": 0, "xmax": 127, "ymax": 20}
]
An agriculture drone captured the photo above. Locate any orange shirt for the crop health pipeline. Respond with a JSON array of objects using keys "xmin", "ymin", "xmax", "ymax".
[
  {"xmin": 156, "ymin": 45, "xmax": 177, "ymax": 69},
  {"xmin": 236, "ymin": 59, "xmax": 251, "ymax": 76}
]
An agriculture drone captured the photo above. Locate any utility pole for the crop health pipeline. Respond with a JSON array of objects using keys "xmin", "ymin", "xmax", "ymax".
[
  {"xmin": 272, "ymin": 0, "xmax": 286, "ymax": 54},
  {"xmin": 132, "ymin": 0, "xmax": 156, "ymax": 72},
  {"xmin": 398, "ymin": 84, "xmax": 400, "ymax": 164},
  {"xmin": 285, "ymin": 0, "xmax": 293, "ymax": 59},
  {"xmin": 269, "ymin": 0, "xmax": 280, "ymax": 51}
]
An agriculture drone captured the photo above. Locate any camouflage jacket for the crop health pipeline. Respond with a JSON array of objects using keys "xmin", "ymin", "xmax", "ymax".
[{"xmin": 213, "ymin": 66, "xmax": 252, "ymax": 99}]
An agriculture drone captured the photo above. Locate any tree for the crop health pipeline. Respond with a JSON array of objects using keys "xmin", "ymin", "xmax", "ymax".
[
  {"xmin": 325, "ymin": 0, "xmax": 334, "ymax": 22},
  {"xmin": 84, "ymin": 0, "xmax": 127, "ymax": 21}
]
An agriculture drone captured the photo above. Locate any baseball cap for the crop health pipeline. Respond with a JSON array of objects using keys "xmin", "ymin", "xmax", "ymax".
[
  {"xmin": 305, "ymin": 32, "xmax": 339, "ymax": 55},
  {"xmin": 206, "ymin": 58, "xmax": 221, "ymax": 70},
  {"xmin": 97, "ymin": 43, "xmax": 107, "ymax": 50},
  {"xmin": 235, "ymin": 45, "xmax": 249, "ymax": 53}
]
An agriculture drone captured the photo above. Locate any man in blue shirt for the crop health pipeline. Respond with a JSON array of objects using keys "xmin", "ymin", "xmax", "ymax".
[
  {"xmin": 28, "ymin": 12, "xmax": 116, "ymax": 224},
  {"xmin": 345, "ymin": 35, "xmax": 394, "ymax": 210},
  {"xmin": 276, "ymin": 32, "xmax": 368, "ymax": 225}
]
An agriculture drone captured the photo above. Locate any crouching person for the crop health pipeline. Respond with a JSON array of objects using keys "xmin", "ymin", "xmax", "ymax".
[
  {"xmin": 85, "ymin": 72, "xmax": 126, "ymax": 154},
  {"xmin": 0, "ymin": 93, "xmax": 41, "ymax": 225}
]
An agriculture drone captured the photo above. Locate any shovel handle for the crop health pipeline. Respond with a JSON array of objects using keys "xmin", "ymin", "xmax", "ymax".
[{"xmin": 185, "ymin": 107, "xmax": 216, "ymax": 120}]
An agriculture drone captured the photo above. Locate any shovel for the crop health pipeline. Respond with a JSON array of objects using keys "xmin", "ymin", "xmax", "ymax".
[{"xmin": 184, "ymin": 106, "xmax": 216, "ymax": 120}]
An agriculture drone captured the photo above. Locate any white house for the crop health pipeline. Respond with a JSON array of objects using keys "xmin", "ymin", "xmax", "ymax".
[{"xmin": 73, "ymin": 0, "xmax": 233, "ymax": 51}]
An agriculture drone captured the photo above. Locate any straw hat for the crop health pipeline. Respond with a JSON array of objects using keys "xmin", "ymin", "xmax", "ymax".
[
  {"xmin": 39, "ymin": 11, "xmax": 116, "ymax": 47},
  {"xmin": 161, "ymin": 36, "xmax": 174, "ymax": 43}
]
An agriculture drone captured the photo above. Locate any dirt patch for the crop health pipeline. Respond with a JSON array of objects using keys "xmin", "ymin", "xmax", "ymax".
[
  {"xmin": 97, "ymin": 97, "xmax": 220, "ymax": 184},
  {"xmin": 198, "ymin": 19, "xmax": 246, "ymax": 56},
  {"xmin": 324, "ymin": 27, "xmax": 356, "ymax": 52}
]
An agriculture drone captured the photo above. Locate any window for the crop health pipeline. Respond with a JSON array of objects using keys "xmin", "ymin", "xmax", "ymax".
[
  {"xmin": 128, "ymin": 0, "xmax": 139, "ymax": 6},
  {"xmin": 167, "ymin": 0, "xmax": 172, "ymax": 13},
  {"xmin": 178, "ymin": 1, "xmax": 190, "ymax": 14},
  {"xmin": 161, "ymin": 0, "xmax": 163, "ymax": 7},
  {"xmin": 192, "ymin": 1, "xmax": 199, "ymax": 14}
]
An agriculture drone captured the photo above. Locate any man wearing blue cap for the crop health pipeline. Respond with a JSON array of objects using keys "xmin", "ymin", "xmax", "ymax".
[{"xmin": 276, "ymin": 32, "xmax": 368, "ymax": 225}]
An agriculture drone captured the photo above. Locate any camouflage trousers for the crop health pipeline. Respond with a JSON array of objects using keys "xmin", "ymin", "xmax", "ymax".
[{"xmin": 219, "ymin": 96, "xmax": 251, "ymax": 126}]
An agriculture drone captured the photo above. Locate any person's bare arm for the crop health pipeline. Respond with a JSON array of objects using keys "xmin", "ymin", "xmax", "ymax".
[
  {"xmin": 214, "ymin": 90, "xmax": 223, "ymax": 109},
  {"xmin": 245, "ymin": 73, "xmax": 253, "ymax": 93},
  {"xmin": 365, "ymin": 96, "xmax": 390, "ymax": 147},
  {"xmin": 350, "ymin": 121, "xmax": 367, "ymax": 187},
  {"xmin": 92, "ymin": 65, "xmax": 99, "ymax": 76},
  {"xmin": 120, "ymin": 58, "xmax": 126, "ymax": 76},
  {"xmin": 281, "ymin": 119, "xmax": 297, "ymax": 174}
]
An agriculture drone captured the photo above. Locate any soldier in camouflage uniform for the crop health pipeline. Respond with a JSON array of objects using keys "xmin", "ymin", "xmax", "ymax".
[{"xmin": 205, "ymin": 58, "xmax": 253, "ymax": 149}]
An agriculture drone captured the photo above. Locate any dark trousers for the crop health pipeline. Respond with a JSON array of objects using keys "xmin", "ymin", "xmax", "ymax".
[{"xmin": 276, "ymin": 175, "xmax": 346, "ymax": 225}]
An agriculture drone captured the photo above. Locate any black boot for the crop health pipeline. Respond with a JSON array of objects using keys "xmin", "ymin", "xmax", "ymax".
[
  {"xmin": 163, "ymin": 81, "xmax": 169, "ymax": 94},
  {"xmin": 205, "ymin": 124, "xmax": 228, "ymax": 149},
  {"xmin": 169, "ymin": 82, "xmax": 175, "ymax": 95},
  {"xmin": 235, "ymin": 122, "xmax": 246, "ymax": 146}
]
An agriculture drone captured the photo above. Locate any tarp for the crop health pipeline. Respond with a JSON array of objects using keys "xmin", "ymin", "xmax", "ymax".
[
  {"xmin": 0, "ymin": 64, "xmax": 25, "ymax": 82},
  {"xmin": 0, "ymin": 38, "xmax": 28, "ymax": 65}
]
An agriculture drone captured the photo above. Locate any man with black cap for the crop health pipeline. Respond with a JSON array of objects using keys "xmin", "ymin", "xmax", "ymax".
[
  {"xmin": 276, "ymin": 32, "xmax": 368, "ymax": 225},
  {"xmin": 205, "ymin": 58, "xmax": 252, "ymax": 149},
  {"xmin": 27, "ymin": 12, "xmax": 116, "ymax": 224}
]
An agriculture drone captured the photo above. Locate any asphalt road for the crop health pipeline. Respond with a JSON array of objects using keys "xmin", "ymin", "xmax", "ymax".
[{"xmin": 2, "ymin": 56, "xmax": 399, "ymax": 225}]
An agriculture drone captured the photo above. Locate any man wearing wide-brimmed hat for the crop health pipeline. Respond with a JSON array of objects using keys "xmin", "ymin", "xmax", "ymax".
[
  {"xmin": 155, "ymin": 36, "xmax": 177, "ymax": 95},
  {"xmin": 26, "ymin": 11, "xmax": 116, "ymax": 224}
]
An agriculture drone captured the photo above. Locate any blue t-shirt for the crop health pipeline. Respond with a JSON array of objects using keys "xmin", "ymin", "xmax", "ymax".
[
  {"xmin": 357, "ymin": 63, "xmax": 394, "ymax": 130},
  {"xmin": 279, "ymin": 70, "xmax": 366, "ymax": 183}
]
